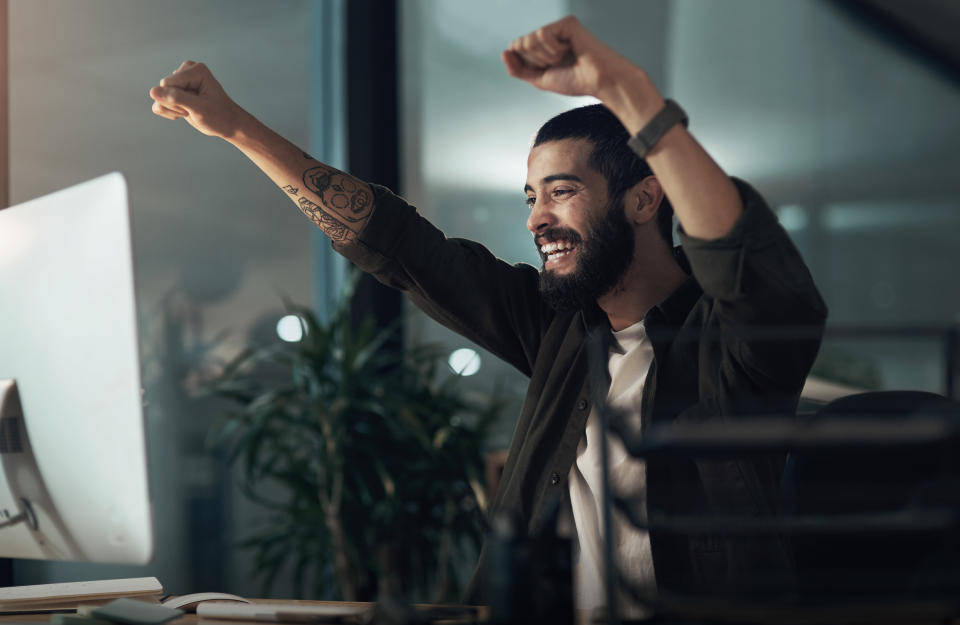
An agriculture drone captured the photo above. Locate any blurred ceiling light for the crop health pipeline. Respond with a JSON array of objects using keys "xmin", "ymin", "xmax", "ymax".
[
  {"xmin": 776, "ymin": 204, "xmax": 809, "ymax": 231},
  {"xmin": 448, "ymin": 348, "xmax": 481, "ymax": 376},
  {"xmin": 823, "ymin": 201, "xmax": 959, "ymax": 232},
  {"xmin": 276, "ymin": 314, "xmax": 306, "ymax": 343}
]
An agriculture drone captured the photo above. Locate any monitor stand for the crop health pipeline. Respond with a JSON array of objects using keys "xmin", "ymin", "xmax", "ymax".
[{"xmin": 0, "ymin": 380, "xmax": 83, "ymax": 559}]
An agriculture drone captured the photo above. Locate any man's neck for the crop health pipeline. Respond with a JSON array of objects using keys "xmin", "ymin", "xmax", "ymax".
[{"xmin": 598, "ymin": 247, "xmax": 688, "ymax": 332}]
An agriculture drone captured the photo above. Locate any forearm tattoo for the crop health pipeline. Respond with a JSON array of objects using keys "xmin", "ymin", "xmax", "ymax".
[
  {"xmin": 297, "ymin": 197, "xmax": 355, "ymax": 243},
  {"xmin": 287, "ymin": 165, "xmax": 372, "ymax": 242},
  {"xmin": 302, "ymin": 167, "xmax": 372, "ymax": 223}
]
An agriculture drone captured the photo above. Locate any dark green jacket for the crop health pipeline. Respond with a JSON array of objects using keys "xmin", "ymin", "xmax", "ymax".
[{"xmin": 334, "ymin": 178, "xmax": 827, "ymax": 603}]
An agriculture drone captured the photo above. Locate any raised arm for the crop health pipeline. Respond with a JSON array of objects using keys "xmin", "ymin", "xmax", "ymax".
[
  {"xmin": 149, "ymin": 61, "xmax": 372, "ymax": 244},
  {"xmin": 503, "ymin": 16, "xmax": 741, "ymax": 240}
]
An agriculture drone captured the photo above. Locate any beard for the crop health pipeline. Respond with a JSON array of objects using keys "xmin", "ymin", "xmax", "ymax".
[{"xmin": 539, "ymin": 199, "xmax": 635, "ymax": 312}]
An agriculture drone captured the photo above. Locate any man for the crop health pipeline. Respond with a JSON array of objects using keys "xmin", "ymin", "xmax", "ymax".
[{"xmin": 150, "ymin": 15, "xmax": 826, "ymax": 615}]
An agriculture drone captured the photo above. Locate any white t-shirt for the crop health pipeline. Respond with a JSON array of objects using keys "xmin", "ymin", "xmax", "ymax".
[{"xmin": 567, "ymin": 319, "xmax": 656, "ymax": 618}]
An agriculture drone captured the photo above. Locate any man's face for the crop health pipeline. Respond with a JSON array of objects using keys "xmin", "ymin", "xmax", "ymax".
[{"xmin": 525, "ymin": 139, "xmax": 635, "ymax": 311}]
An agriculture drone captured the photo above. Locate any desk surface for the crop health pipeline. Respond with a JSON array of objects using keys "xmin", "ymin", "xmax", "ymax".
[
  {"xmin": 2, "ymin": 598, "xmax": 959, "ymax": 625},
  {"xmin": 0, "ymin": 600, "xmax": 484, "ymax": 625}
]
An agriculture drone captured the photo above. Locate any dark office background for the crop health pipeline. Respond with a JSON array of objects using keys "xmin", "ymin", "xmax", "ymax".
[{"xmin": 2, "ymin": 0, "xmax": 959, "ymax": 598}]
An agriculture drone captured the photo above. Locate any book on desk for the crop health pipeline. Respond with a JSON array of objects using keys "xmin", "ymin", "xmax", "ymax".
[
  {"xmin": 0, "ymin": 578, "xmax": 372, "ymax": 624},
  {"xmin": 0, "ymin": 578, "xmax": 163, "ymax": 613}
]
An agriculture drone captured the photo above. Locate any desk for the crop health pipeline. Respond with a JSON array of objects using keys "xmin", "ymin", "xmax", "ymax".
[
  {"xmin": 2, "ymin": 600, "xmax": 959, "ymax": 625},
  {"xmin": 0, "ymin": 600, "xmax": 486, "ymax": 625}
]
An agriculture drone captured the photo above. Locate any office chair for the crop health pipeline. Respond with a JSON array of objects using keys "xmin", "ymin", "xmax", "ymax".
[{"xmin": 782, "ymin": 390, "xmax": 960, "ymax": 597}]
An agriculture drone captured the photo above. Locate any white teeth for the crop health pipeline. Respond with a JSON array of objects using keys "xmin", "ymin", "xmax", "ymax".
[{"xmin": 540, "ymin": 240, "xmax": 575, "ymax": 254}]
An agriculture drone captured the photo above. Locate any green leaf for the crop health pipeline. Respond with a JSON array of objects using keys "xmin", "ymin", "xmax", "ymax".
[{"xmin": 200, "ymin": 278, "xmax": 504, "ymax": 600}]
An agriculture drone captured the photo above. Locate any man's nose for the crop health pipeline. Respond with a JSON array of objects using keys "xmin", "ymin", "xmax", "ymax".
[{"xmin": 526, "ymin": 201, "xmax": 557, "ymax": 235}]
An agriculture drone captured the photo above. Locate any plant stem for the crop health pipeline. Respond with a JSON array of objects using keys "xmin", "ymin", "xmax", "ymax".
[
  {"xmin": 315, "ymin": 416, "xmax": 356, "ymax": 601},
  {"xmin": 324, "ymin": 499, "xmax": 356, "ymax": 601},
  {"xmin": 432, "ymin": 498, "xmax": 456, "ymax": 602}
]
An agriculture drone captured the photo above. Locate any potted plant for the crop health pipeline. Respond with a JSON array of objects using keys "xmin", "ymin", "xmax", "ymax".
[{"xmin": 205, "ymin": 280, "xmax": 501, "ymax": 602}]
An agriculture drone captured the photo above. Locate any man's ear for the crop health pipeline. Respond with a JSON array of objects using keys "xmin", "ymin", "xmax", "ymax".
[{"xmin": 624, "ymin": 175, "xmax": 663, "ymax": 226}]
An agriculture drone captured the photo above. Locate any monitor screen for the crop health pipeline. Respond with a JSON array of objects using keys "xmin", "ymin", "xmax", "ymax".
[{"xmin": 0, "ymin": 172, "xmax": 153, "ymax": 564}]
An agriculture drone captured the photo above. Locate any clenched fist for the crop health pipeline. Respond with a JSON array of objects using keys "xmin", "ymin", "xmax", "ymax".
[
  {"xmin": 503, "ymin": 16, "xmax": 665, "ymax": 135},
  {"xmin": 149, "ymin": 61, "xmax": 247, "ymax": 139}
]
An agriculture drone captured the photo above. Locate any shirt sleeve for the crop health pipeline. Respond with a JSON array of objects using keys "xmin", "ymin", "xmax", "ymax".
[
  {"xmin": 330, "ymin": 184, "xmax": 546, "ymax": 377},
  {"xmin": 677, "ymin": 178, "xmax": 828, "ymax": 390}
]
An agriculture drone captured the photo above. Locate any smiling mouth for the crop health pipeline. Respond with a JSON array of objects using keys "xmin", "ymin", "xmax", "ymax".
[{"xmin": 540, "ymin": 239, "xmax": 579, "ymax": 265}]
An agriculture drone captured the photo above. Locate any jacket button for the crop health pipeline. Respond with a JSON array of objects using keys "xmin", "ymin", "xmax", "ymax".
[
  {"xmin": 577, "ymin": 399, "xmax": 588, "ymax": 410},
  {"xmin": 550, "ymin": 472, "xmax": 561, "ymax": 485}
]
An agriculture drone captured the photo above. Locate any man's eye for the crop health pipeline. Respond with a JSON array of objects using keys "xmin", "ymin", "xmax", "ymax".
[
  {"xmin": 552, "ymin": 188, "xmax": 571, "ymax": 197},
  {"xmin": 525, "ymin": 196, "xmax": 536, "ymax": 207}
]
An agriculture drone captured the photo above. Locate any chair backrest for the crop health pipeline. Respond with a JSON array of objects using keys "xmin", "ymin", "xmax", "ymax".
[
  {"xmin": 783, "ymin": 390, "xmax": 960, "ymax": 597},
  {"xmin": 818, "ymin": 390, "xmax": 956, "ymax": 418}
]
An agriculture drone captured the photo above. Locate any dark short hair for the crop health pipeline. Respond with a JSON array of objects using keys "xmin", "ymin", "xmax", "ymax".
[{"xmin": 533, "ymin": 104, "xmax": 674, "ymax": 245}]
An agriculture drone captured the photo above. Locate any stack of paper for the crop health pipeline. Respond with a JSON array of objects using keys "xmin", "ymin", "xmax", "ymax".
[{"xmin": 0, "ymin": 577, "xmax": 163, "ymax": 613}]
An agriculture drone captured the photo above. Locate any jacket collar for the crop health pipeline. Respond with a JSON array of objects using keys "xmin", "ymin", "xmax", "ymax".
[
  {"xmin": 652, "ymin": 246, "xmax": 701, "ymax": 327},
  {"xmin": 579, "ymin": 246, "xmax": 701, "ymax": 332}
]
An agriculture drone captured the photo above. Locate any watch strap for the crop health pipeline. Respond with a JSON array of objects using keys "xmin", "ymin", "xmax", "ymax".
[{"xmin": 627, "ymin": 99, "xmax": 688, "ymax": 158}]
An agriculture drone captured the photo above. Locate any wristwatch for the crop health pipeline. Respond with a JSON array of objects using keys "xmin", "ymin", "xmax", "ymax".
[{"xmin": 626, "ymin": 99, "xmax": 688, "ymax": 158}]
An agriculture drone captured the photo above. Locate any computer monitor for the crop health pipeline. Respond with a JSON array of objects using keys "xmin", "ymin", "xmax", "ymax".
[{"xmin": 0, "ymin": 172, "xmax": 153, "ymax": 564}]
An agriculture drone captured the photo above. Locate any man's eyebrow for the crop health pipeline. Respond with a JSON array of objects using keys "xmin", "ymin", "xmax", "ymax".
[{"xmin": 523, "ymin": 173, "xmax": 583, "ymax": 193}]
